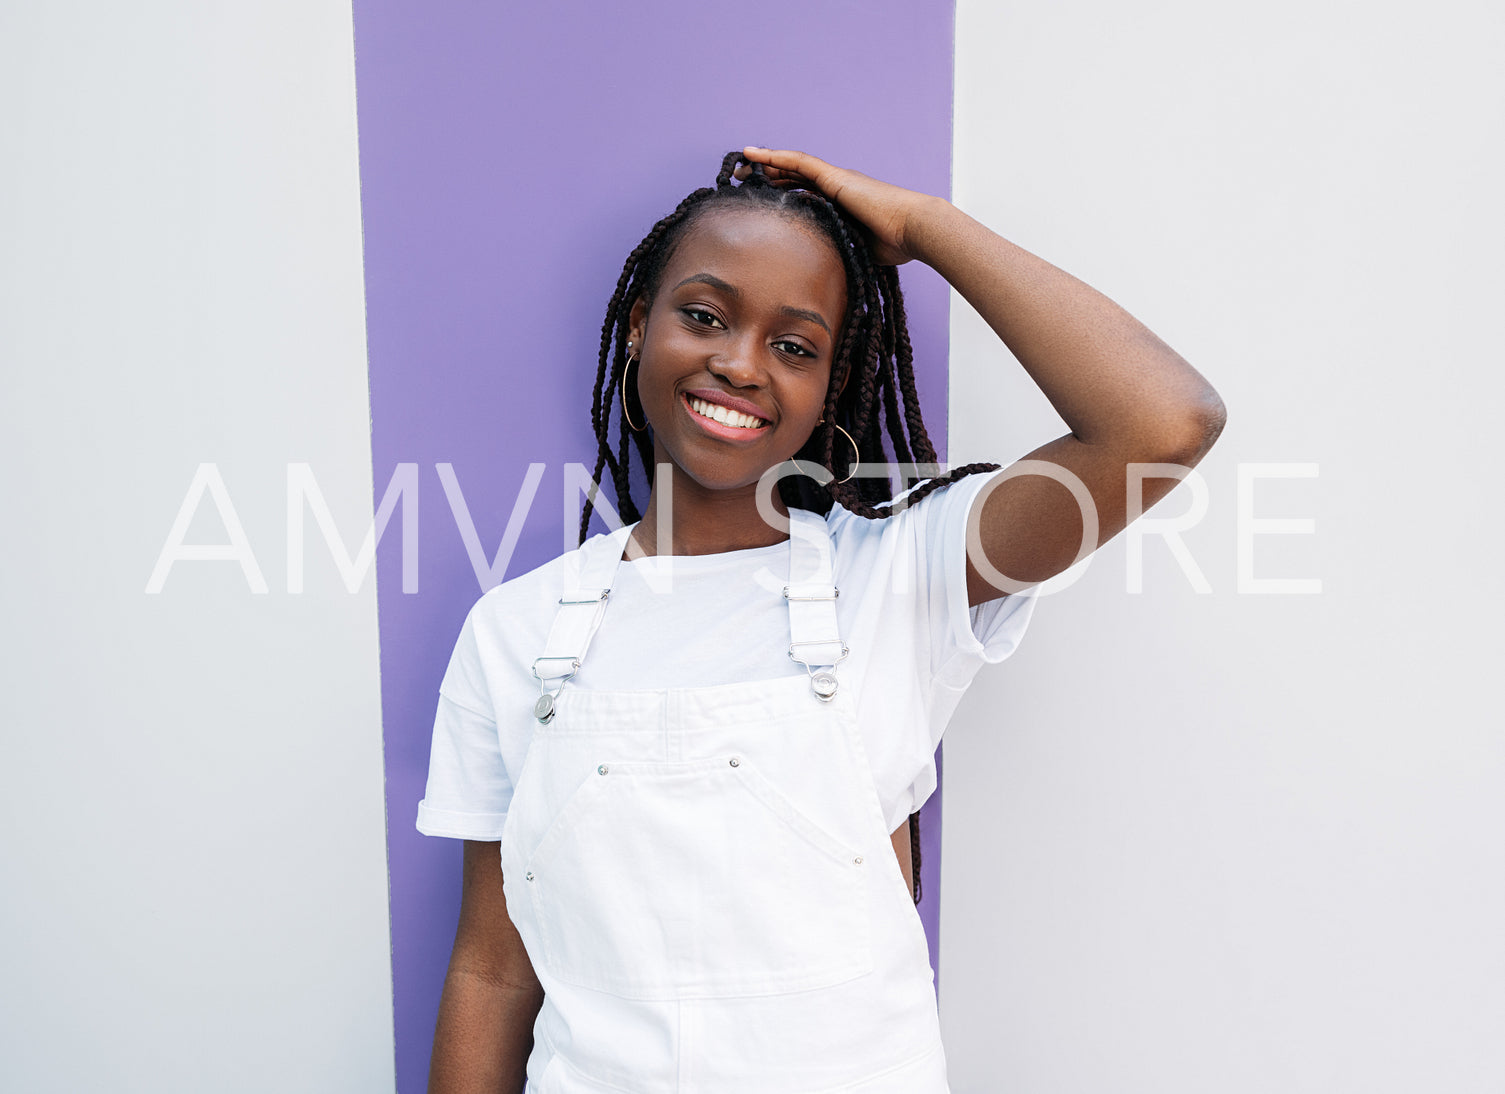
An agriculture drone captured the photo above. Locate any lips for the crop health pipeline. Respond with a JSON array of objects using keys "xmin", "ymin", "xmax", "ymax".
[
  {"xmin": 682, "ymin": 388, "xmax": 772, "ymax": 426},
  {"xmin": 680, "ymin": 392, "xmax": 772, "ymax": 442}
]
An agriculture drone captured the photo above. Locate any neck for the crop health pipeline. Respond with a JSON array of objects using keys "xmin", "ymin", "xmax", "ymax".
[{"xmin": 630, "ymin": 460, "xmax": 792, "ymax": 558}]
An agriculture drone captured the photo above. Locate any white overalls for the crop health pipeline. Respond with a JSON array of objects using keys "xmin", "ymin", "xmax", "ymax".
[{"xmin": 501, "ymin": 509, "xmax": 951, "ymax": 1093}]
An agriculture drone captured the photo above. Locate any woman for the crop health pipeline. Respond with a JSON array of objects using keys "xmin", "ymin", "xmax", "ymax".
[{"xmin": 418, "ymin": 146, "xmax": 1225, "ymax": 1092}]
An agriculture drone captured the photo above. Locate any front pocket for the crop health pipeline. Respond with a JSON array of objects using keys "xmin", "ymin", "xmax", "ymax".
[{"xmin": 523, "ymin": 754, "xmax": 873, "ymax": 1000}]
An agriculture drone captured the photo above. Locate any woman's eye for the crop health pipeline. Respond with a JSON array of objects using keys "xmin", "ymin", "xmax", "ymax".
[
  {"xmin": 683, "ymin": 307, "xmax": 724, "ymax": 328},
  {"xmin": 773, "ymin": 340, "xmax": 813, "ymax": 358}
]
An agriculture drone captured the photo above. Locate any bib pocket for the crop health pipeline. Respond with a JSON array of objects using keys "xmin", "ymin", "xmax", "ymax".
[{"xmin": 522, "ymin": 754, "xmax": 873, "ymax": 1000}]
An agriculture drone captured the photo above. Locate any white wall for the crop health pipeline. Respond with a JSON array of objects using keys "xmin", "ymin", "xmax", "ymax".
[
  {"xmin": 942, "ymin": 2, "xmax": 1504, "ymax": 1092},
  {"xmin": 0, "ymin": 4, "xmax": 395, "ymax": 1091}
]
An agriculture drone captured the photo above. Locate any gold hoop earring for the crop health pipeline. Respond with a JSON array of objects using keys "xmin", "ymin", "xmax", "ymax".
[
  {"xmin": 831, "ymin": 422, "xmax": 859, "ymax": 485},
  {"xmin": 621, "ymin": 348, "xmax": 645, "ymax": 433},
  {"xmin": 787, "ymin": 420, "xmax": 860, "ymax": 486}
]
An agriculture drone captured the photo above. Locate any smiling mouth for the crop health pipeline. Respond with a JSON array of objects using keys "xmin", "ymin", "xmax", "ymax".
[{"xmin": 684, "ymin": 393, "xmax": 770, "ymax": 431}]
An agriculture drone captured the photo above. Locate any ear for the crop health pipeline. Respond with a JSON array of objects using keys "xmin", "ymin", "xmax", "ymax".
[{"xmin": 627, "ymin": 294, "xmax": 650, "ymax": 348}]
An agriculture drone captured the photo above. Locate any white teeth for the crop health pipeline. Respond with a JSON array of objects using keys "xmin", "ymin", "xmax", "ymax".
[{"xmin": 689, "ymin": 397, "xmax": 765, "ymax": 430}]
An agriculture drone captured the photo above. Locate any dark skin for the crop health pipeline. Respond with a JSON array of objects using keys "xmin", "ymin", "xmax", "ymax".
[
  {"xmin": 430, "ymin": 149, "xmax": 1225, "ymax": 1093},
  {"xmin": 622, "ymin": 205, "xmax": 848, "ymax": 558},
  {"xmin": 429, "ymin": 841, "xmax": 542, "ymax": 1094}
]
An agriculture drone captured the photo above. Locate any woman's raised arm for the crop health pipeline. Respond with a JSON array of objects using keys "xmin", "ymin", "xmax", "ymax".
[
  {"xmin": 905, "ymin": 197, "xmax": 1225, "ymax": 602},
  {"xmin": 741, "ymin": 146, "xmax": 1227, "ymax": 604}
]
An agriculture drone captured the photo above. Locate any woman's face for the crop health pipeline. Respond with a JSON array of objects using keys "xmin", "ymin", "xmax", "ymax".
[{"xmin": 627, "ymin": 205, "xmax": 848, "ymax": 495}]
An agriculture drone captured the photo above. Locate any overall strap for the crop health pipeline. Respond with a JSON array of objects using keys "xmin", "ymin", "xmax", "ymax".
[
  {"xmin": 531, "ymin": 522, "xmax": 635, "ymax": 724},
  {"xmin": 785, "ymin": 508, "xmax": 846, "ymax": 702}
]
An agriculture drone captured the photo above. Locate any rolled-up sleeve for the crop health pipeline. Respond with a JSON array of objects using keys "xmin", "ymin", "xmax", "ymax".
[
  {"xmin": 416, "ymin": 607, "xmax": 513, "ymax": 840},
  {"xmin": 922, "ymin": 467, "xmax": 1042, "ymax": 692},
  {"xmin": 416, "ymin": 694, "xmax": 512, "ymax": 839}
]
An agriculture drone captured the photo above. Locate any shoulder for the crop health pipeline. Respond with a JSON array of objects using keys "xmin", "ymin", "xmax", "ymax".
[
  {"xmin": 467, "ymin": 548, "xmax": 570, "ymax": 622},
  {"xmin": 453, "ymin": 534, "xmax": 611, "ymax": 655}
]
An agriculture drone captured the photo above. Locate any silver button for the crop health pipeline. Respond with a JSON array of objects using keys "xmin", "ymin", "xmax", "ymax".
[
  {"xmin": 598, "ymin": 764, "xmax": 609, "ymax": 775},
  {"xmin": 853, "ymin": 856, "xmax": 863, "ymax": 865},
  {"xmin": 728, "ymin": 757, "xmax": 740, "ymax": 767},
  {"xmin": 525, "ymin": 871, "xmax": 534, "ymax": 881},
  {"xmin": 533, "ymin": 693, "xmax": 555, "ymax": 723}
]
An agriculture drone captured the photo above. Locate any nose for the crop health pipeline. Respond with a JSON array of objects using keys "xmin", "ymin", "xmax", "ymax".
[{"xmin": 709, "ymin": 332, "xmax": 767, "ymax": 389}]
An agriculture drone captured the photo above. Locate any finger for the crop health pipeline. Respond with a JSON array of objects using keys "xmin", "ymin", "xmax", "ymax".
[
  {"xmin": 735, "ymin": 157, "xmax": 799, "ymax": 181},
  {"xmin": 736, "ymin": 165, "xmax": 808, "ymax": 190},
  {"xmin": 743, "ymin": 146, "xmax": 831, "ymax": 180},
  {"xmin": 761, "ymin": 168, "xmax": 804, "ymax": 184},
  {"xmin": 736, "ymin": 170, "xmax": 800, "ymax": 191}
]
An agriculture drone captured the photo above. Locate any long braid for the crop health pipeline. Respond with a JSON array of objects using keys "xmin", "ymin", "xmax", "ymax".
[
  {"xmin": 584, "ymin": 151, "xmax": 1009, "ymax": 905},
  {"xmin": 630, "ymin": 417, "xmax": 656, "ymax": 491},
  {"xmin": 612, "ymin": 413, "xmax": 637, "ymax": 522},
  {"xmin": 875, "ymin": 266, "xmax": 916, "ymax": 492},
  {"xmin": 879, "ymin": 362, "xmax": 913, "ymax": 472},
  {"xmin": 782, "ymin": 188, "xmax": 899, "ymax": 515},
  {"xmin": 884, "ymin": 264, "xmax": 944, "ymax": 474},
  {"xmin": 580, "ymin": 185, "xmax": 723, "ymax": 544}
]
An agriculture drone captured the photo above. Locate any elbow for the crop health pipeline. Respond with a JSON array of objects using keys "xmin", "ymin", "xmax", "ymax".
[{"xmin": 1158, "ymin": 387, "xmax": 1228, "ymax": 466}]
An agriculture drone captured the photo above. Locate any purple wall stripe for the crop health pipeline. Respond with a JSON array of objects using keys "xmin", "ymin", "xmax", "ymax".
[{"xmin": 351, "ymin": 3, "xmax": 957, "ymax": 1087}]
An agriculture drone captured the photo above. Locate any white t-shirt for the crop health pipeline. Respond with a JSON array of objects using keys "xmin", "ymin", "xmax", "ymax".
[{"xmin": 418, "ymin": 468, "xmax": 1039, "ymax": 839}]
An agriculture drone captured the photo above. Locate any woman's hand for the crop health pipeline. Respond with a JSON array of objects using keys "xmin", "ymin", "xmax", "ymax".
[{"xmin": 735, "ymin": 146, "xmax": 940, "ymax": 267}]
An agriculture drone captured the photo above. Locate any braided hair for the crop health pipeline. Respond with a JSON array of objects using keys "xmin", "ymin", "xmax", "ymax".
[{"xmin": 580, "ymin": 150, "xmax": 1000, "ymax": 904}]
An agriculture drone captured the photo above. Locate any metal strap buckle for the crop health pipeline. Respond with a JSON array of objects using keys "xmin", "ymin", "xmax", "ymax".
[
  {"xmin": 531, "ymin": 656, "xmax": 582, "ymax": 682},
  {"xmin": 782, "ymin": 585, "xmax": 840, "ymax": 602},
  {"xmin": 788, "ymin": 641, "xmax": 849, "ymax": 703},
  {"xmin": 530, "ymin": 657, "xmax": 581, "ymax": 724},
  {"xmin": 558, "ymin": 589, "xmax": 609, "ymax": 605}
]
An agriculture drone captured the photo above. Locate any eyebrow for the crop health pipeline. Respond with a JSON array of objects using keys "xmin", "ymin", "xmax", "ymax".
[{"xmin": 671, "ymin": 273, "xmax": 832, "ymax": 336}]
